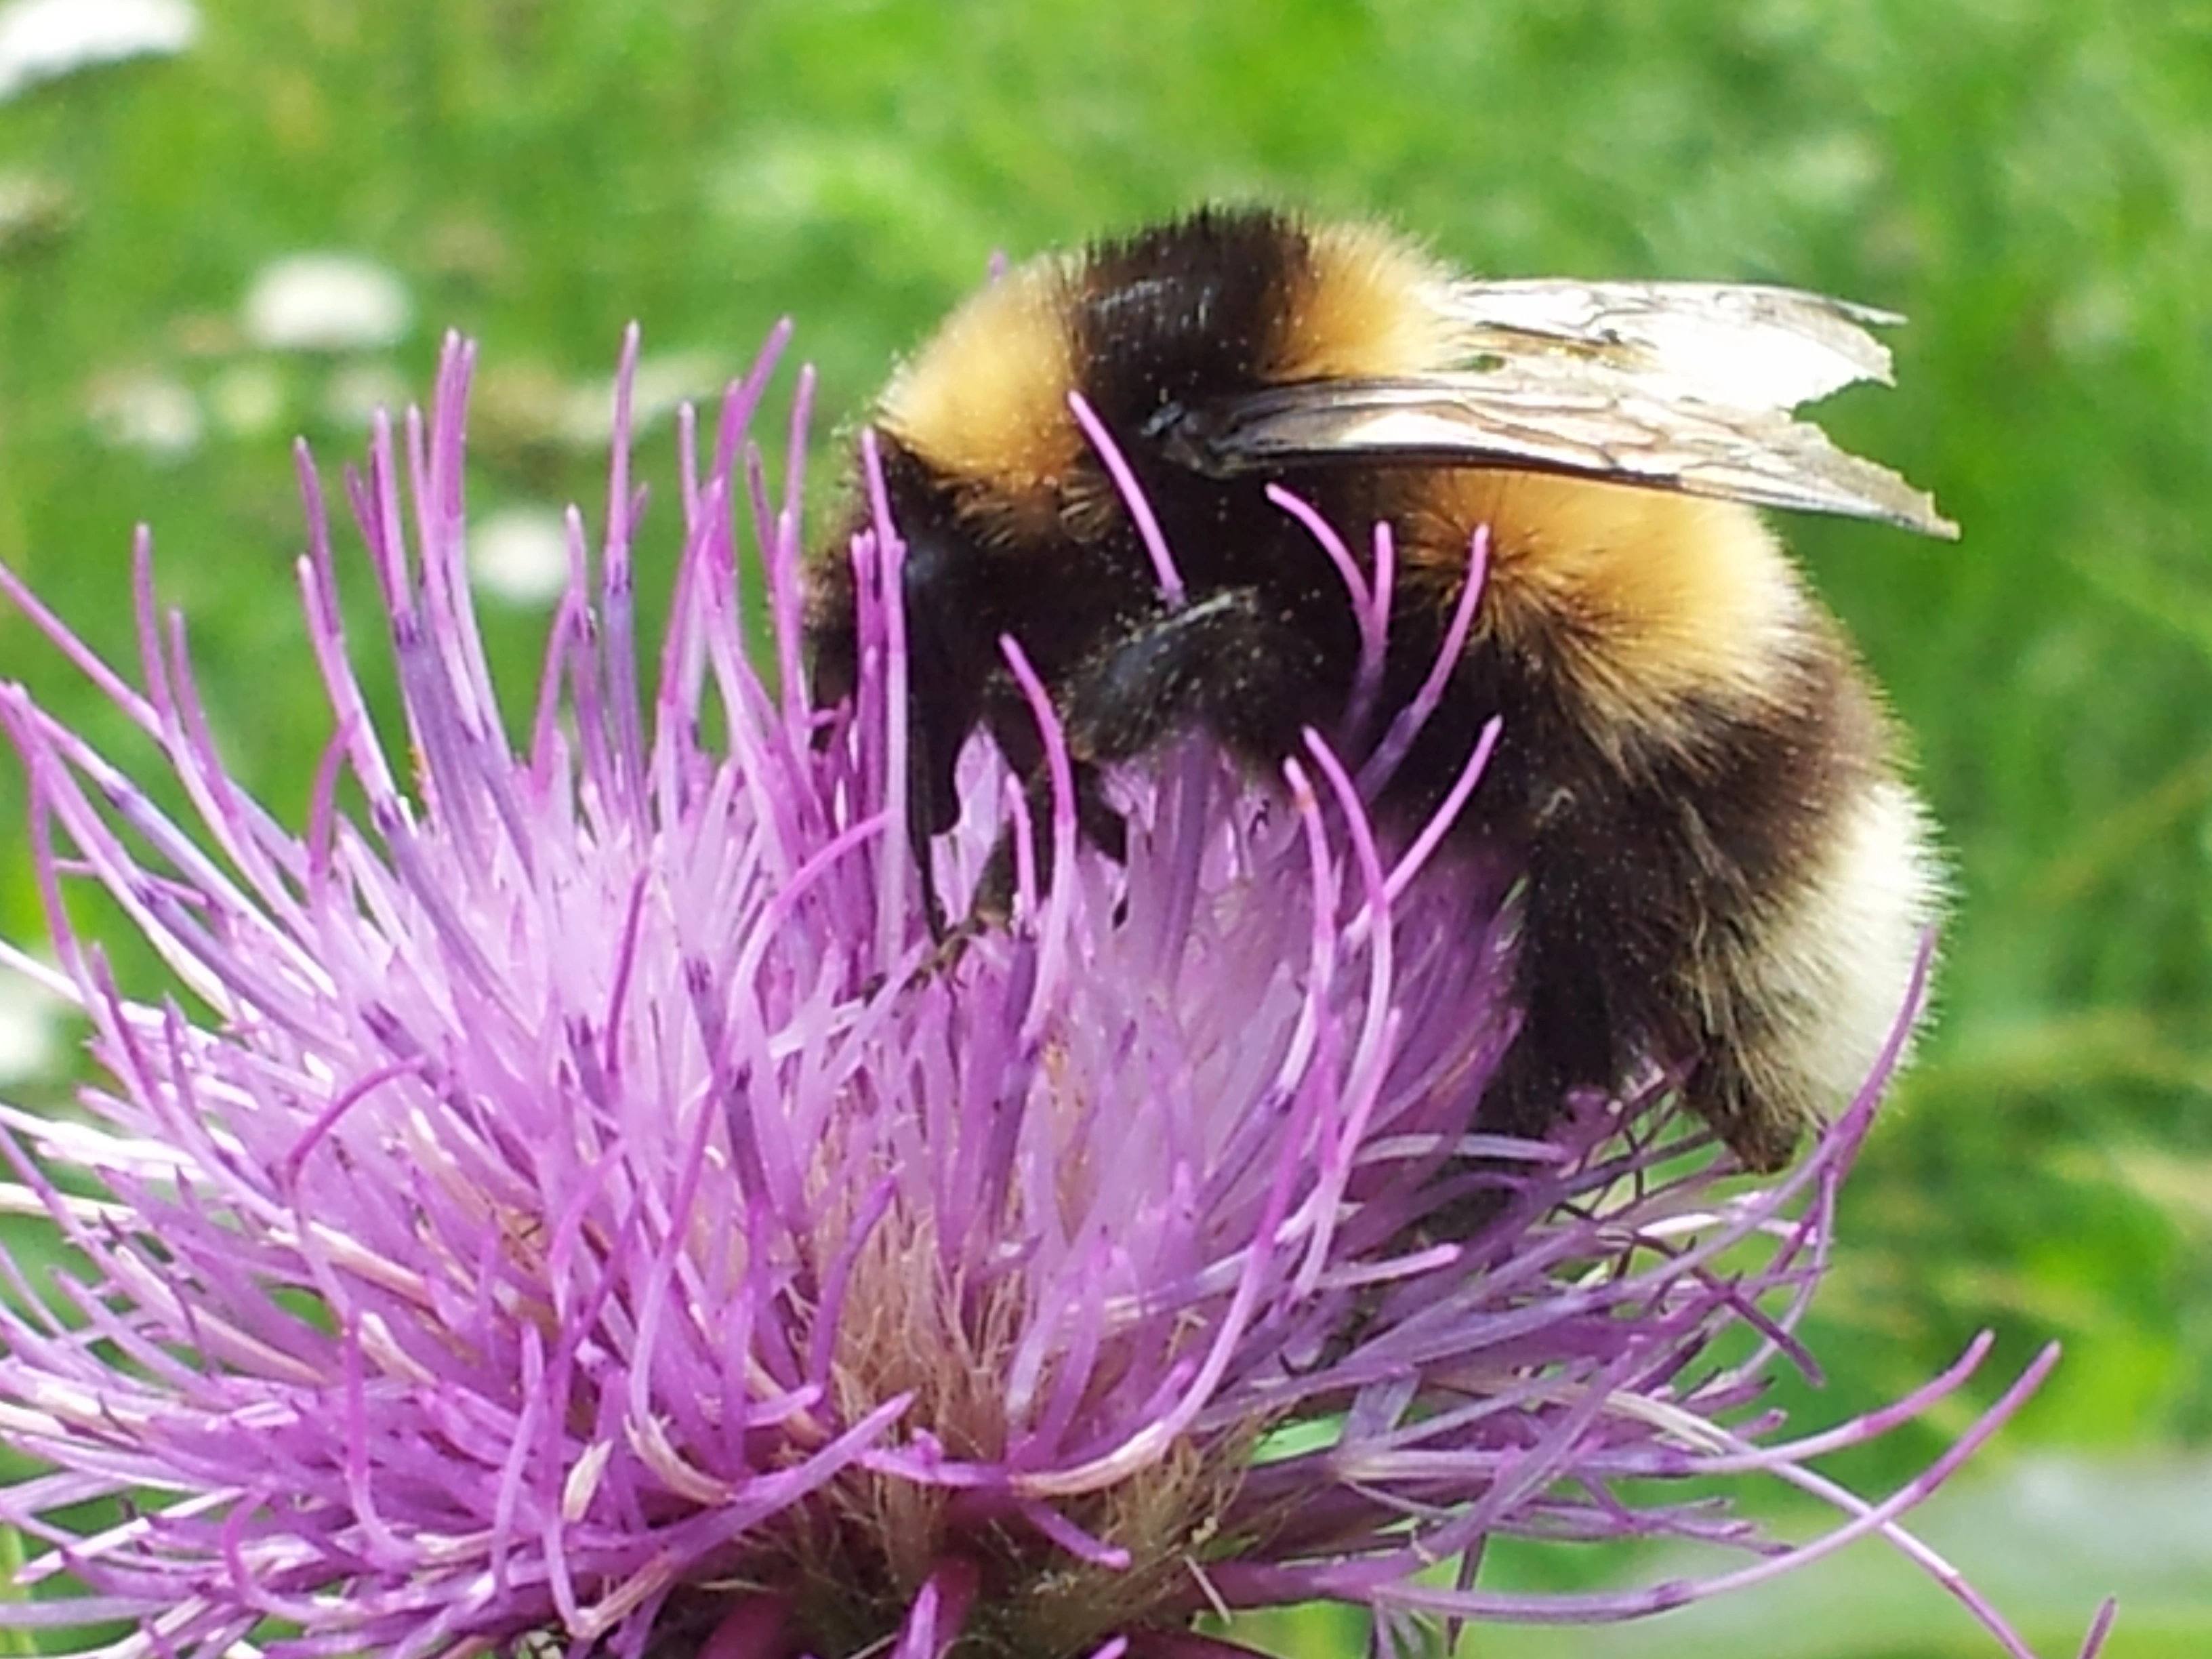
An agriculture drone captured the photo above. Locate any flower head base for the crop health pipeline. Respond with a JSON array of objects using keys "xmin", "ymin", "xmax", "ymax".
[{"xmin": 0, "ymin": 331, "xmax": 2106, "ymax": 1659}]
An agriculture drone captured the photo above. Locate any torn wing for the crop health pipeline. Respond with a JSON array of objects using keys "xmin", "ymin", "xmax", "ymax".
[{"xmin": 1154, "ymin": 279, "xmax": 1959, "ymax": 539}]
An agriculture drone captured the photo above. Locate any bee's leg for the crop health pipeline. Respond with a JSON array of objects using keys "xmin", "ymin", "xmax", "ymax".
[
  {"xmin": 1471, "ymin": 784, "xmax": 1793, "ymax": 1191},
  {"xmin": 968, "ymin": 761, "xmax": 1127, "ymax": 926},
  {"xmin": 907, "ymin": 777, "xmax": 953, "ymax": 943},
  {"xmin": 1406, "ymin": 888, "xmax": 1627, "ymax": 1242},
  {"xmin": 968, "ymin": 589, "xmax": 1331, "ymax": 925},
  {"xmin": 1485, "ymin": 815, "xmax": 1686, "ymax": 1109},
  {"xmin": 1061, "ymin": 589, "xmax": 1332, "ymax": 764}
]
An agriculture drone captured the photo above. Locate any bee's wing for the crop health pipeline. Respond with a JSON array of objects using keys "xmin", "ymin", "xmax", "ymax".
[
  {"xmin": 1158, "ymin": 279, "xmax": 1959, "ymax": 539},
  {"xmin": 1435, "ymin": 279, "xmax": 1906, "ymax": 408}
]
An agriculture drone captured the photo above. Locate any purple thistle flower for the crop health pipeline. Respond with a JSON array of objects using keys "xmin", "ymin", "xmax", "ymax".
[{"xmin": 0, "ymin": 329, "xmax": 2111, "ymax": 1659}]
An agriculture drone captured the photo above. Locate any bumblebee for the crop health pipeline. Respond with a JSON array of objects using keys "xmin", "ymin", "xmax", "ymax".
[{"xmin": 806, "ymin": 206, "xmax": 1952, "ymax": 1172}]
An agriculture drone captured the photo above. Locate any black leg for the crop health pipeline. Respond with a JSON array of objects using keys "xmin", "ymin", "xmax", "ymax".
[
  {"xmin": 966, "ymin": 588, "xmax": 1332, "ymax": 924},
  {"xmin": 969, "ymin": 762, "xmax": 1128, "ymax": 926},
  {"xmin": 1058, "ymin": 588, "xmax": 1332, "ymax": 766}
]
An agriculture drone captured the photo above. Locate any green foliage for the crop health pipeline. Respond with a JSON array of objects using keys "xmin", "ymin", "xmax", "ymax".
[{"xmin": 1, "ymin": 2, "xmax": 2206, "ymax": 1652}]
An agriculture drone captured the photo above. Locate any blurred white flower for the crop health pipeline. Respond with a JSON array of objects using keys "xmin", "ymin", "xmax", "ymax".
[
  {"xmin": 241, "ymin": 251, "xmax": 412, "ymax": 352},
  {"xmin": 0, "ymin": 966, "xmax": 63, "ymax": 1086},
  {"xmin": 468, "ymin": 502, "xmax": 572, "ymax": 607},
  {"xmin": 0, "ymin": 0, "xmax": 197, "ymax": 101},
  {"xmin": 85, "ymin": 368, "xmax": 201, "ymax": 457}
]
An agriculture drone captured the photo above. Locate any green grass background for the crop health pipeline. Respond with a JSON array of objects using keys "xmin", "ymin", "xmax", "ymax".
[{"xmin": 1, "ymin": 2, "xmax": 2208, "ymax": 1655}]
